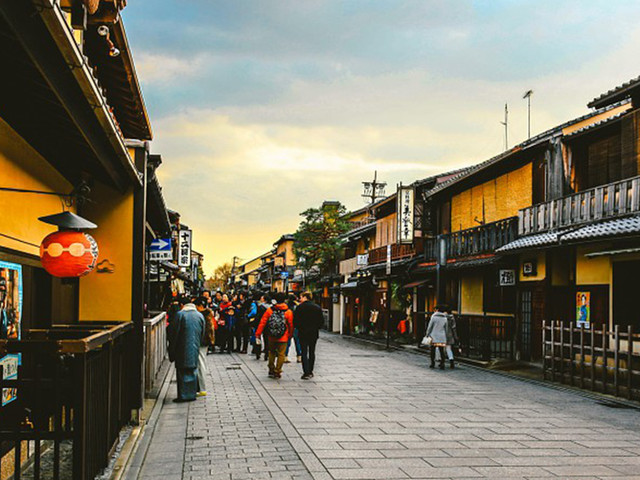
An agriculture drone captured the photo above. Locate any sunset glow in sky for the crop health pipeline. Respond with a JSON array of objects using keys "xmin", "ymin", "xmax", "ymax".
[{"xmin": 122, "ymin": 0, "xmax": 640, "ymax": 273}]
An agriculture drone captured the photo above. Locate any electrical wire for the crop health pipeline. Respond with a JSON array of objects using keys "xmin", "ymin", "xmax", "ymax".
[{"xmin": 0, "ymin": 233, "xmax": 40, "ymax": 249}]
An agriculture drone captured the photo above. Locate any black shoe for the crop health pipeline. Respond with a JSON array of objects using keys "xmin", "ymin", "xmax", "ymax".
[
  {"xmin": 429, "ymin": 363, "xmax": 435, "ymax": 369},
  {"xmin": 439, "ymin": 363, "xmax": 445, "ymax": 370},
  {"xmin": 173, "ymin": 398, "xmax": 195, "ymax": 403},
  {"xmin": 450, "ymin": 360, "xmax": 455, "ymax": 369},
  {"xmin": 268, "ymin": 372, "xmax": 275, "ymax": 378},
  {"xmin": 301, "ymin": 374, "xmax": 310, "ymax": 380}
]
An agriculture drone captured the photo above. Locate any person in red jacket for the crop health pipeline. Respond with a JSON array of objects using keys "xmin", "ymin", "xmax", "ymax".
[{"xmin": 255, "ymin": 291, "xmax": 294, "ymax": 379}]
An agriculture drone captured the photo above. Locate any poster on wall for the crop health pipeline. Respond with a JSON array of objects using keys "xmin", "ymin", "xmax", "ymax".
[
  {"xmin": 0, "ymin": 261, "xmax": 22, "ymax": 406},
  {"xmin": 576, "ymin": 291, "xmax": 591, "ymax": 328}
]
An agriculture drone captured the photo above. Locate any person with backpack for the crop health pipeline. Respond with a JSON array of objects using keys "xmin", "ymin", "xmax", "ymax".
[
  {"xmin": 255, "ymin": 291, "xmax": 293, "ymax": 379},
  {"xmin": 426, "ymin": 305, "xmax": 450, "ymax": 370}
]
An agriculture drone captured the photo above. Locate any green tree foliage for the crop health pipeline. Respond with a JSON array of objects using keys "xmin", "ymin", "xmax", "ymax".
[{"xmin": 294, "ymin": 202, "xmax": 351, "ymax": 275}]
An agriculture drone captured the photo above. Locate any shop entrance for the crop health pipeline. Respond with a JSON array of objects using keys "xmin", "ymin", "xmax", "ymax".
[
  {"xmin": 613, "ymin": 260, "xmax": 640, "ymax": 329},
  {"xmin": 519, "ymin": 290, "xmax": 532, "ymax": 361}
]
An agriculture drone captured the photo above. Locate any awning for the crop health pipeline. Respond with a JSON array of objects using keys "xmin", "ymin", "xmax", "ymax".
[
  {"xmin": 496, "ymin": 232, "xmax": 559, "ymax": 253},
  {"xmin": 560, "ymin": 216, "xmax": 640, "ymax": 242},
  {"xmin": 340, "ymin": 281, "xmax": 358, "ymax": 290},
  {"xmin": 445, "ymin": 256, "xmax": 500, "ymax": 270},
  {"xmin": 402, "ymin": 279, "xmax": 430, "ymax": 290}
]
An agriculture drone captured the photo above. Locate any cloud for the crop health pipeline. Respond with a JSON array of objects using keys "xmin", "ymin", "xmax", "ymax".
[{"xmin": 120, "ymin": 0, "xmax": 640, "ymax": 273}]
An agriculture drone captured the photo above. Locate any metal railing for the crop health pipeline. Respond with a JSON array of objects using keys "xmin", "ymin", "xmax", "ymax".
[
  {"xmin": 519, "ymin": 175, "xmax": 640, "ymax": 235},
  {"xmin": 368, "ymin": 243, "xmax": 416, "ymax": 264},
  {"xmin": 144, "ymin": 312, "xmax": 167, "ymax": 396},
  {"xmin": 0, "ymin": 322, "xmax": 137, "ymax": 480},
  {"xmin": 543, "ymin": 321, "xmax": 640, "ymax": 401}
]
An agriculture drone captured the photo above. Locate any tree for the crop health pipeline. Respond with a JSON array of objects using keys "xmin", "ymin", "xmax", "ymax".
[
  {"xmin": 293, "ymin": 201, "xmax": 351, "ymax": 275},
  {"xmin": 206, "ymin": 262, "xmax": 233, "ymax": 291}
]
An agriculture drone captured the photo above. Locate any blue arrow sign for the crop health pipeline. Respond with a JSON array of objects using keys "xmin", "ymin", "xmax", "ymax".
[
  {"xmin": 149, "ymin": 238, "xmax": 172, "ymax": 260},
  {"xmin": 150, "ymin": 238, "xmax": 171, "ymax": 251}
]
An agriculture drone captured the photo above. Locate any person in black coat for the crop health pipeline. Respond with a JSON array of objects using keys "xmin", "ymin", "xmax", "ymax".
[{"xmin": 293, "ymin": 291, "xmax": 324, "ymax": 379}]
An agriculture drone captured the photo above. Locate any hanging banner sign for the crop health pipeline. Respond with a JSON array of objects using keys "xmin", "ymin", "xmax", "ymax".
[
  {"xmin": 178, "ymin": 230, "xmax": 192, "ymax": 267},
  {"xmin": 149, "ymin": 238, "xmax": 172, "ymax": 261},
  {"xmin": 386, "ymin": 244, "xmax": 392, "ymax": 276},
  {"xmin": 0, "ymin": 261, "xmax": 22, "ymax": 406},
  {"xmin": 397, "ymin": 186, "xmax": 415, "ymax": 244},
  {"xmin": 356, "ymin": 254, "xmax": 369, "ymax": 266}
]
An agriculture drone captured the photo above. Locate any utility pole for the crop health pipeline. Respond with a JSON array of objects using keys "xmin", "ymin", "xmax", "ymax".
[
  {"xmin": 500, "ymin": 103, "xmax": 509, "ymax": 150},
  {"xmin": 362, "ymin": 171, "xmax": 386, "ymax": 205},
  {"xmin": 523, "ymin": 90, "xmax": 533, "ymax": 139}
]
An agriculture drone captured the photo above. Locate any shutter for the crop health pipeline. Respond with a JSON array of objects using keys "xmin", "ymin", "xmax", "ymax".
[
  {"xmin": 621, "ymin": 114, "xmax": 638, "ymax": 178},
  {"xmin": 607, "ymin": 133, "xmax": 622, "ymax": 183},
  {"xmin": 587, "ymin": 138, "xmax": 609, "ymax": 188}
]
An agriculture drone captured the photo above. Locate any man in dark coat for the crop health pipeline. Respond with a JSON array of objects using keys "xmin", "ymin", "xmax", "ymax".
[
  {"xmin": 293, "ymin": 291, "xmax": 324, "ymax": 379},
  {"xmin": 168, "ymin": 296, "xmax": 205, "ymax": 402}
]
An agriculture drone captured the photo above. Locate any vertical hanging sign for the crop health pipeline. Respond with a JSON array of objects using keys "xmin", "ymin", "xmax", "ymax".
[
  {"xmin": 178, "ymin": 229, "xmax": 192, "ymax": 267},
  {"xmin": 397, "ymin": 185, "xmax": 415, "ymax": 244}
]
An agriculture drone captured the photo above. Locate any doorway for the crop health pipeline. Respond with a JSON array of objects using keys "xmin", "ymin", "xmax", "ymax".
[{"xmin": 613, "ymin": 260, "xmax": 640, "ymax": 329}]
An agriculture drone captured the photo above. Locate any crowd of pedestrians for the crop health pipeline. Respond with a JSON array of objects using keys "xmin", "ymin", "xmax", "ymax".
[{"xmin": 166, "ymin": 289, "xmax": 324, "ymax": 402}]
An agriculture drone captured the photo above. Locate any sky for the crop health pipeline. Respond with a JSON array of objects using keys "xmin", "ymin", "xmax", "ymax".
[{"xmin": 122, "ymin": 0, "xmax": 640, "ymax": 275}]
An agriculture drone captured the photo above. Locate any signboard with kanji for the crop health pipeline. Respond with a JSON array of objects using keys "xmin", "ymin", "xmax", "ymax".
[
  {"xmin": 149, "ymin": 238, "xmax": 172, "ymax": 261},
  {"xmin": 397, "ymin": 186, "xmax": 415, "ymax": 244},
  {"xmin": 499, "ymin": 269, "xmax": 516, "ymax": 286},
  {"xmin": 178, "ymin": 229, "xmax": 192, "ymax": 267}
]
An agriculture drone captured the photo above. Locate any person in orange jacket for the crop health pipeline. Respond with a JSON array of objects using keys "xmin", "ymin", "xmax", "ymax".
[{"xmin": 255, "ymin": 291, "xmax": 294, "ymax": 379}]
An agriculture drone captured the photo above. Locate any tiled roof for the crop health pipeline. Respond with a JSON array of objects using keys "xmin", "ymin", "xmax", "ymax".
[
  {"xmin": 496, "ymin": 232, "xmax": 560, "ymax": 253},
  {"xmin": 588, "ymin": 75, "xmax": 640, "ymax": 109},
  {"xmin": 560, "ymin": 216, "xmax": 640, "ymax": 242},
  {"xmin": 425, "ymin": 100, "xmax": 631, "ymax": 198},
  {"xmin": 445, "ymin": 256, "xmax": 500, "ymax": 270}
]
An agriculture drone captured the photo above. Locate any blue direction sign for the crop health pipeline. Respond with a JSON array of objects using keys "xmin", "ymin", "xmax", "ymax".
[{"xmin": 149, "ymin": 238, "xmax": 172, "ymax": 261}]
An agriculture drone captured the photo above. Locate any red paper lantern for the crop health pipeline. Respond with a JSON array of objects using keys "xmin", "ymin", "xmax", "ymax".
[{"xmin": 39, "ymin": 231, "xmax": 99, "ymax": 277}]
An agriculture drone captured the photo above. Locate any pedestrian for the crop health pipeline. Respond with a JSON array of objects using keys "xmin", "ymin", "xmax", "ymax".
[
  {"xmin": 426, "ymin": 305, "xmax": 449, "ymax": 370},
  {"xmin": 248, "ymin": 293, "xmax": 264, "ymax": 359},
  {"xmin": 255, "ymin": 291, "xmax": 293, "ymax": 379},
  {"xmin": 445, "ymin": 306, "xmax": 459, "ymax": 369},
  {"xmin": 217, "ymin": 293, "xmax": 233, "ymax": 353},
  {"xmin": 285, "ymin": 293, "xmax": 302, "ymax": 363},
  {"xmin": 195, "ymin": 297, "xmax": 216, "ymax": 354},
  {"xmin": 167, "ymin": 296, "xmax": 205, "ymax": 402},
  {"xmin": 294, "ymin": 291, "xmax": 324, "ymax": 380}
]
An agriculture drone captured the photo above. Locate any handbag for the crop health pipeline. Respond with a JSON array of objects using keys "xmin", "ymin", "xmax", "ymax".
[{"xmin": 420, "ymin": 335, "xmax": 432, "ymax": 346}]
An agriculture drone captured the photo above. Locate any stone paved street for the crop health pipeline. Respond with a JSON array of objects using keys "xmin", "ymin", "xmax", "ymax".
[{"xmin": 129, "ymin": 334, "xmax": 640, "ymax": 480}]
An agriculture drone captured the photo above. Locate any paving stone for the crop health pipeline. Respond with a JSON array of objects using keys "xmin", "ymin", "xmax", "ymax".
[{"xmin": 131, "ymin": 334, "xmax": 640, "ymax": 480}]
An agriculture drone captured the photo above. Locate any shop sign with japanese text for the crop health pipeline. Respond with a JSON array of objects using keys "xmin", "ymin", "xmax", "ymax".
[
  {"xmin": 397, "ymin": 186, "xmax": 415, "ymax": 244},
  {"xmin": 499, "ymin": 269, "xmax": 516, "ymax": 286},
  {"xmin": 178, "ymin": 229, "xmax": 192, "ymax": 267}
]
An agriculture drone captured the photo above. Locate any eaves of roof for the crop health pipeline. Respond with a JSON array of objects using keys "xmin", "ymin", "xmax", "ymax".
[
  {"xmin": 588, "ymin": 75, "xmax": 640, "ymax": 109},
  {"xmin": 565, "ymin": 111, "xmax": 627, "ymax": 139}
]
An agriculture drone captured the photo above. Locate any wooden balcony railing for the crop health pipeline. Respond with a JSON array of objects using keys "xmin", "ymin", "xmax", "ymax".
[
  {"xmin": 0, "ymin": 322, "xmax": 138, "ymax": 480},
  {"xmin": 519, "ymin": 175, "xmax": 640, "ymax": 235},
  {"xmin": 369, "ymin": 243, "xmax": 416, "ymax": 264},
  {"xmin": 425, "ymin": 217, "xmax": 518, "ymax": 261}
]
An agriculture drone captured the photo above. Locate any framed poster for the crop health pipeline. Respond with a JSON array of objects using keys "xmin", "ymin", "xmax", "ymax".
[
  {"xmin": 576, "ymin": 291, "xmax": 590, "ymax": 328},
  {"xmin": 0, "ymin": 261, "xmax": 22, "ymax": 406}
]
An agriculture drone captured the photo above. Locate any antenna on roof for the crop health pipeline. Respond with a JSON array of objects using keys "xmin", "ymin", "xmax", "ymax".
[
  {"xmin": 523, "ymin": 90, "xmax": 533, "ymax": 139},
  {"xmin": 362, "ymin": 171, "xmax": 386, "ymax": 205},
  {"xmin": 499, "ymin": 103, "xmax": 509, "ymax": 150}
]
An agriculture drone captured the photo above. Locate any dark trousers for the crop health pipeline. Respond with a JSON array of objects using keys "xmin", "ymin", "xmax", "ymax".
[
  {"xmin": 232, "ymin": 326, "xmax": 242, "ymax": 351},
  {"xmin": 300, "ymin": 337, "xmax": 318, "ymax": 375},
  {"xmin": 430, "ymin": 345, "xmax": 446, "ymax": 367},
  {"xmin": 176, "ymin": 367, "xmax": 198, "ymax": 400},
  {"xmin": 241, "ymin": 323, "xmax": 250, "ymax": 352}
]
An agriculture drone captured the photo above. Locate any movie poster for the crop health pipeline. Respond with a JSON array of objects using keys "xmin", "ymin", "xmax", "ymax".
[
  {"xmin": 0, "ymin": 261, "xmax": 22, "ymax": 406},
  {"xmin": 576, "ymin": 291, "xmax": 590, "ymax": 329}
]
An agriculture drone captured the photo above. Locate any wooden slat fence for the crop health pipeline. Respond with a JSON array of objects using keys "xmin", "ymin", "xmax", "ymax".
[{"xmin": 543, "ymin": 320, "xmax": 640, "ymax": 401}]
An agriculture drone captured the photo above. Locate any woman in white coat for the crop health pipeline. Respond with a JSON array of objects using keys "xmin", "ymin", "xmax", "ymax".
[{"xmin": 426, "ymin": 305, "xmax": 449, "ymax": 370}]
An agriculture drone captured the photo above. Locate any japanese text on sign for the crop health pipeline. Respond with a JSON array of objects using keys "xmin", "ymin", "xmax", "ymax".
[
  {"xmin": 396, "ymin": 186, "xmax": 414, "ymax": 244},
  {"xmin": 499, "ymin": 269, "xmax": 516, "ymax": 286},
  {"xmin": 178, "ymin": 229, "xmax": 192, "ymax": 267}
]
